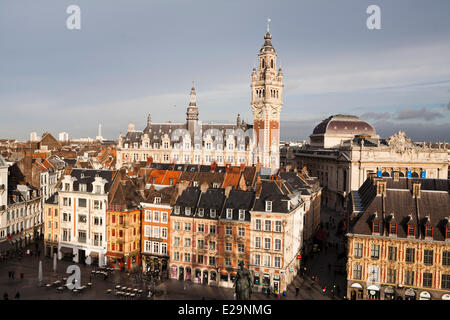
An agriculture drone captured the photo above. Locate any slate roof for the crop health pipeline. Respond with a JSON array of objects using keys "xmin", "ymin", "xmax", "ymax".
[
  {"xmin": 172, "ymin": 187, "xmax": 201, "ymax": 217},
  {"xmin": 220, "ymin": 190, "xmax": 255, "ymax": 222},
  {"xmin": 252, "ymin": 180, "xmax": 291, "ymax": 213},
  {"xmin": 195, "ymin": 188, "xmax": 226, "ymax": 220},
  {"xmin": 68, "ymin": 169, "xmax": 115, "ymax": 193},
  {"xmin": 349, "ymin": 177, "xmax": 450, "ymax": 241}
]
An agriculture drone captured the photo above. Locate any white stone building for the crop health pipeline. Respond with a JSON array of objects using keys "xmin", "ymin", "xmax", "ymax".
[
  {"xmin": 58, "ymin": 169, "xmax": 115, "ymax": 266},
  {"xmin": 117, "ymin": 28, "xmax": 283, "ymax": 174}
]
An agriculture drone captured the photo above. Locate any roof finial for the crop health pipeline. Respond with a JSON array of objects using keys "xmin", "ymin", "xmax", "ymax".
[{"xmin": 267, "ymin": 17, "xmax": 271, "ymax": 33}]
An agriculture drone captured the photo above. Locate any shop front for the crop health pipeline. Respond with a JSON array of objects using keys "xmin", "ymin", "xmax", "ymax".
[
  {"xmin": 405, "ymin": 288, "xmax": 416, "ymax": 300},
  {"xmin": 350, "ymin": 282, "xmax": 364, "ymax": 300},
  {"xmin": 170, "ymin": 265, "xmax": 178, "ymax": 279},
  {"xmin": 384, "ymin": 286, "xmax": 395, "ymax": 300},
  {"xmin": 273, "ymin": 275, "xmax": 280, "ymax": 295},
  {"xmin": 367, "ymin": 285, "xmax": 380, "ymax": 300},
  {"xmin": 419, "ymin": 291, "xmax": 431, "ymax": 300},
  {"xmin": 59, "ymin": 246, "xmax": 74, "ymax": 261}
]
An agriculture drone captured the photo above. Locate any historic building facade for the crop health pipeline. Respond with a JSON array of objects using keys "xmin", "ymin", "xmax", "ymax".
[
  {"xmin": 249, "ymin": 179, "xmax": 306, "ymax": 294},
  {"xmin": 346, "ymin": 176, "xmax": 450, "ymax": 300},
  {"xmin": 58, "ymin": 169, "xmax": 114, "ymax": 266},
  {"xmin": 43, "ymin": 192, "xmax": 59, "ymax": 257},
  {"xmin": 281, "ymin": 114, "xmax": 448, "ymax": 210},
  {"xmin": 106, "ymin": 171, "xmax": 142, "ymax": 270},
  {"xmin": 117, "ymin": 29, "xmax": 283, "ymax": 173},
  {"xmin": 140, "ymin": 186, "xmax": 175, "ymax": 274}
]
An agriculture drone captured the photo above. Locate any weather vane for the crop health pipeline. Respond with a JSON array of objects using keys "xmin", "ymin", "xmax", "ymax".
[{"xmin": 267, "ymin": 17, "xmax": 271, "ymax": 33}]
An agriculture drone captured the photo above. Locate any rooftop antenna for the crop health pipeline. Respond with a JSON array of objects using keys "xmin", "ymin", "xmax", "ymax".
[{"xmin": 267, "ymin": 17, "xmax": 271, "ymax": 33}]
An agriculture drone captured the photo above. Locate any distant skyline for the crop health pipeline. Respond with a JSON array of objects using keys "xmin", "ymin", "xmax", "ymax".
[{"xmin": 1, "ymin": 0, "xmax": 449, "ymax": 142}]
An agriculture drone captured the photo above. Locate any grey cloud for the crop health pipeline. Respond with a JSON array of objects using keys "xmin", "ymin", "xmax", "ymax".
[
  {"xmin": 360, "ymin": 112, "xmax": 392, "ymax": 120},
  {"xmin": 394, "ymin": 108, "xmax": 442, "ymax": 121}
]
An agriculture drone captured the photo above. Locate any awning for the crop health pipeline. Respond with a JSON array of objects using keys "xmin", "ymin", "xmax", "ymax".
[
  {"xmin": 384, "ymin": 286, "xmax": 394, "ymax": 294},
  {"xmin": 104, "ymin": 252, "xmax": 123, "ymax": 258},
  {"xmin": 367, "ymin": 285, "xmax": 380, "ymax": 291},
  {"xmin": 419, "ymin": 291, "xmax": 431, "ymax": 300},
  {"xmin": 351, "ymin": 283, "xmax": 363, "ymax": 289},
  {"xmin": 59, "ymin": 247, "xmax": 73, "ymax": 254},
  {"xmin": 442, "ymin": 294, "xmax": 450, "ymax": 300},
  {"xmin": 405, "ymin": 288, "xmax": 416, "ymax": 296}
]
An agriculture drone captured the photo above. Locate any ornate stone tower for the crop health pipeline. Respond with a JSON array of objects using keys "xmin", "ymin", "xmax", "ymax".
[
  {"xmin": 186, "ymin": 84, "xmax": 199, "ymax": 139},
  {"xmin": 251, "ymin": 21, "xmax": 283, "ymax": 171}
]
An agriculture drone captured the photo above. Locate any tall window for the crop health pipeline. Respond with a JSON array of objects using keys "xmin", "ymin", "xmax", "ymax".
[
  {"xmin": 370, "ymin": 244, "xmax": 379, "ymax": 259},
  {"xmin": 442, "ymin": 274, "xmax": 450, "ymax": 290},
  {"xmin": 405, "ymin": 270, "xmax": 414, "ymax": 286},
  {"xmin": 255, "ymin": 237, "xmax": 261, "ymax": 249},
  {"xmin": 274, "ymin": 257, "xmax": 281, "ymax": 268},
  {"xmin": 443, "ymin": 251, "xmax": 450, "ymax": 266},
  {"xmin": 238, "ymin": 228, "xmax": 245, "ymax": 237},
  {"xmin": 264, "ymin": 220, "xmax": 271, "ymax": 232},
  {"xmin": 255, "ymin": 219, "xmax": 261, "ymax": 230},
  {"xmin": 226, "ymin": 226, "xmax": 232, "ymax": 235},
  {"xmin": 405, "ymin": 248, "xmax": 415, "ymax": 263},
  {"xmin": 423, "ymin": 273, "xmax": 433, "ymax": 288},
  {"xmin": 388, "ymin": 246, "xmax": 397, "ymax": 262},
  {"xmin": 264, "ymin": 238, "xmax": 271, "ymax": 250},
  {"xmin": 226, "ymin": 208, "xmax": 233, "ymax": 219},
  {"xmin": 354, "ymin": 243, "xmax": 363, "ymax": 258},
  {"xmin": 209, "ymin": 225, "xmax": 216, "ymax": 234},
  {"xmin": 387, "ymin": 269, "xmax": 396, "ymax": 284},
  {"xmin": 424, "ymin": 249, "xmax": 433, "ymax": 265},
  {"xmin": 275, "ymin": 239, "xmax": 281, "ymax": 251},
  {"xmin": 254, "ymin": 254, "xmax": 260, "ymax": 266},
  {"xmin": 275, "ymin": 221, "xmax": 282, "ymax": 232},
  {"xmin": 238, "ymin": 210, "xmax": 245, "ymax": 221},
  {"xmin": 353, "ymin": 264, "xmax": 362, "ymax": 280}
]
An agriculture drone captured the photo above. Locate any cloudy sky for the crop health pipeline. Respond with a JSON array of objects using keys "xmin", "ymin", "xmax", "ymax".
[{"xmin": 1, "ymin": 0, "xmax": 449, "ymax": 142}]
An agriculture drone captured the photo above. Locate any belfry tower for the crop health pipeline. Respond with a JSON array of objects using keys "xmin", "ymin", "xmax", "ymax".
[{"xmin": 251, "ymin": 20, "xmax": 283, "ymax": 171}]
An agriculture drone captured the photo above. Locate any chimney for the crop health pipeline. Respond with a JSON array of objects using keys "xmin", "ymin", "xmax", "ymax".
[
  {"xmin": 255, "ymin": 176, "xmax": 262, "ymax": 198},
  {"xmin": 200, "ymin": 181, "xmax": 209, "ymax": 193},
  {"xmin": 393, "ymin": 171, "xmax": 399, "ymax": 182},
  {"xmin": 224, "ymin": 185, "xmax": 233, "ymax": 197},
  {"xmin": 376, "ymin": 180, "xmax": 387, "ymax": 197},
  {"xmin": 412, "ymin": 182, "xmax": 421, "ymax": 198}
]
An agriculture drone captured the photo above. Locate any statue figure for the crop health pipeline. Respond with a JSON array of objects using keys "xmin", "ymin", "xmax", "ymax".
[{"xmin": 234, "ymin": 261, "xmax": 252, "ymax": 300}]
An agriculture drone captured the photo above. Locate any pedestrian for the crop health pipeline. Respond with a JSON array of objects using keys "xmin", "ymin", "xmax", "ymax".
[
  {"xmin": 266, "ymin": 287, "xmax": 270, "ymax": 297},
  {"xmin": 295, "ymin": 287, "xmax": 299, "ymax": 296},
  {"xmin": 15, "ymin": 291, "xmax": 20, "ymax": 300}
]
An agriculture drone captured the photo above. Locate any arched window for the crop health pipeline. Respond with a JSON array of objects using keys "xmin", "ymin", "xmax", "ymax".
[
  {"xmin": 262, "ymin": 59, "xmax": 265, "ymax": 68},
  {"xmin": 271, "ymin": 59, "xmax": 274, "ymax": 68}
]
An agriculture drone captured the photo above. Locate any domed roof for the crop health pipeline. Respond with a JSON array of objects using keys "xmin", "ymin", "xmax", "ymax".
[
  {"xmin": 259, "ymin": 32, "xmax": 276, "ymax": 54},
  {"xmin": 312, "ymin": 114, "xmax": 376, "ymax": 136}
]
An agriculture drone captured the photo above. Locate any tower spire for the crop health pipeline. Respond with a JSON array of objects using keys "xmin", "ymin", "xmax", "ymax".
[{"xmin": 267, "ymin": 17, "xmax": 271, "ymax": 33}]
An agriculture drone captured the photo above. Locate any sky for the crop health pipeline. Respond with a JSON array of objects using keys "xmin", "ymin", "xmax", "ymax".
[{"xmin": 1, "ymin": 0, "xmax": 449, "ymax": 142}]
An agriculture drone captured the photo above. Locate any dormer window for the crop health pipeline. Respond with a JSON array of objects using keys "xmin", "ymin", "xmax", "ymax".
[
  {"xmin": 226, "ymin": 208, "xmax": 233, "ymax": 219},
  {"xmin": 238, "ymin": 210, "xmax": 245, "ymax": 221},
  {"xmin": 213, "ymin": 183, "xmax": 220, "ymax": 188},
  {"xmin": 265, "ymin": 201, "xmax": 272, "ymax": 212},
  {"xmin": 193, "ymin": 181, "xmax": 199, "ymax": 187},
  {"xmin": 64, "ymin": 183, "xmax": 70, "ymax": 191},
  {"xmin": 154, "ymin": 197, "xmax": 161, "ymax": 204},
  {"xmin": 185, "ymin": 207, "xmax": 191, "ymax": 216},
  {"xmin": 210, "ymin": 209, "xmax": 216, "ymax": 218},
  {"xmin": 198, "ymin": 208, "xmax": 204, "ymax": 217},
  {"xmin": 79, "ymin": 184, "xmax": 87, "ymax": 192},
  {"xmin": 407, "ymin": 224, "xmax": 416, "ymax": 237},
  {"xmin": 174, "ymin": 206, "xmax": 180, "ymax": 215},
  {"xmin": 389, "ymin": 223, "xmax": 397, "ymax": 235},
  {"xmin": 372, "ymin": 222, "xmax": 380, "ymax": 234},
  {"xmin": 425, "ymin": 226, "xmax": 433, "ymax": 238}
]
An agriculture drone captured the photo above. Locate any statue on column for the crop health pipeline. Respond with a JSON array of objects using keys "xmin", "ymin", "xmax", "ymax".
[{"xmin": 234, "ymin": 261, "xmax": 252, "ymax": 300}]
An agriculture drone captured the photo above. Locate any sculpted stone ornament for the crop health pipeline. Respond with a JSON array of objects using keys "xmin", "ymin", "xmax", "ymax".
[
  {"xmin": 387, "ymin": 130, "xmax": 416, "ymax": 154},
  {"xmin": 234, "ymin": 261, "xmax": 253, "ymax": 300}
]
